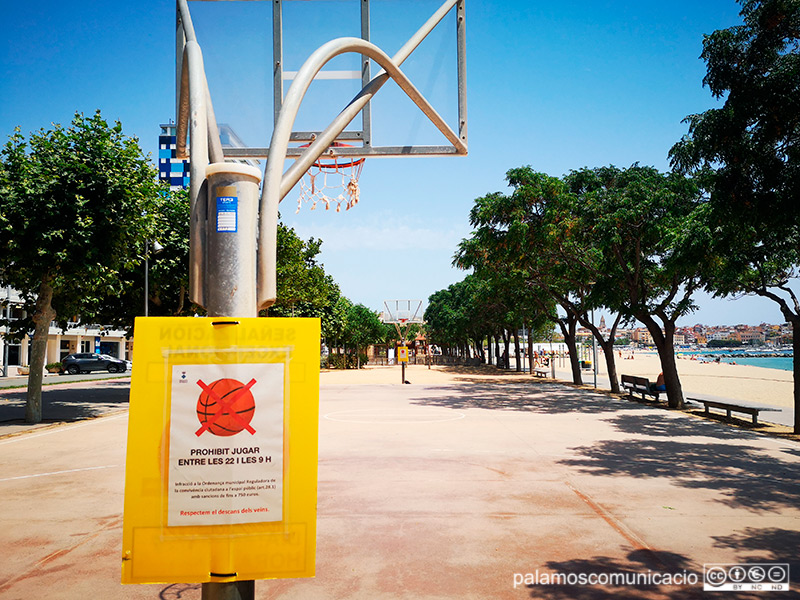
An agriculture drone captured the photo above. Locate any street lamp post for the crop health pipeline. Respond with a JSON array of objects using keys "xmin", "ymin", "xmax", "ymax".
[
  {"xmin": 144, "ymin": 241, "xmax": 164, "ymax": 317},
  {"xmin": 2, "ymin": 285, "xmax": 10, "ymax": 377},
  {"xmin": 592, "ymin": 308, "xmax": 597, "ymax": 389}
]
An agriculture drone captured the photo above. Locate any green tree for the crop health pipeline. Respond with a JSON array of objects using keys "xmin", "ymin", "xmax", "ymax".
[
  {"xmin": 316, "ymin": 284, "xmax": 348, "ymax": 343},
  {"xmin": 90, "ymin": 188, "xmax": 195, "ymax": 333},
  {"xmin": 670, "ymin": 0, "xmax": 800, "ymax": 431},
  {"xmin": 505, "ymin": 167, "xmax": 627, "ymax": 389},
  {"xmin": 455, "ymin": 169, "xmax": 612, "ymax": 384},
  {"xmin": 343, "ymin": 303, "xmax": 384, "ymax": 368},
  {"xmin": 564, "ymin": 165, "xmax": 706, "ymax": 408},
  {"xmin": 0, "ymin": 111, "xmax": 160, "ymax": 422},
  {"xmin": 425, "ymin": 276, "xmax": 489, "ymax": 361},
  {"xmin": 268, "ymin": 222, "xmax": 338, "ymax": 318}
]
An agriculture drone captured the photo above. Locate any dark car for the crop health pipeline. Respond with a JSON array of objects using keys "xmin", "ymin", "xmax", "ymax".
[{"xmin": 61, "ymin": 353, "xmax": 127, "ymax": 375}]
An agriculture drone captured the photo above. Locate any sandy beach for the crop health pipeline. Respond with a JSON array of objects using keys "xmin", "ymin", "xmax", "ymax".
[
  {"xmin": 322, "ymin": 352, "xmax": 795, "ymax": 411},
  {"xmin": 568, "ymin": 349, "xmax": 794, "ymax": 409}
]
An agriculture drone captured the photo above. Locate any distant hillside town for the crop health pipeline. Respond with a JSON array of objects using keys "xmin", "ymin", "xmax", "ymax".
[{"xmin": 570, "ymin": 316, "xmax": 793, "ymax": 347}]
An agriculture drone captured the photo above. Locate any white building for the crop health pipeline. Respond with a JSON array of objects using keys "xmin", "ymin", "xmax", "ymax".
[{"xmin": 1, "ymin": 288, "xmax": 131, "ymax": 376}]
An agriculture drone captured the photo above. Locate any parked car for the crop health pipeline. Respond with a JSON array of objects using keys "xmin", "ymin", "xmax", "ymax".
[{"xmin": 61, "ymin": 353, "xmax": 128, "ymax": 375}]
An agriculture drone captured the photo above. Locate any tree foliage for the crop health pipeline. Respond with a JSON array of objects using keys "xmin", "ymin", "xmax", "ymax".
[
  {"xmin": 343, "ymin": 303, "xmax": 384, "ymax": 364},
  {"xmin": 90, "ymin": 188, "xmax": 195, "ymax": 333},
  {"xmin": 447, "ymin": 164, "xmax": 704, "ymax": 406},
  {"xmin": 670, "ymin": 0, "xmax": 800, "ymax": 430},
  {"xmin": 269, "ymin": 223, "xmax": 338, "ymax": 316},
  {"xmin": 562, "ymin": 165, "xmax": 706, "ymax": 407},
  {"xmin": 0, "ymin": 111, "xmax": 161, "ymax": 422}
]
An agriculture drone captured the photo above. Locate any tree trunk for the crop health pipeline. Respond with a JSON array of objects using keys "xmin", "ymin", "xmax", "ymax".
[
  {"xmin": 640, "ymin": 314, "xmax": 683, "ymax": 409},
  {"xmin": 527, "ymin": 326, "xmax": 534, "ymax": 377},
  {"xmin": 757, "ymin": 292, "xmax": 800, "ymax": 434},
  {"xmin": 513, "ymin": 328, "xmax": 522, "ymax": 372},
  {"xmin": 601, "ymin": 339, "xmax": 620, "ymax": 393},
  {"xmin": 579, "ymin": 313, "xmax": 622, "ymax": 393},
  {"xmin": 494, "ymin": 334, "xmax": 501, "ymax": 368},
  {"xmin": 793, "ymin": 318, "xmax": 800, "ymax": 434},
  {"xmin": 557, "ymin": 314, "xmax": 582, "ymax": 385},
  {"xmin": 26, "ymin": 277, "xmax": 56, "ymax": 424},
  {"xmin": 501, "ymin": 329, "xmax": 510, "ymax": 369}
]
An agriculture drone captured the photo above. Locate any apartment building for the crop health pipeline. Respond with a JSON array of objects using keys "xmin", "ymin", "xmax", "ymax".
[{"xmin": 1, "ymin": 288, "xmax": 130, "ymax": 376}]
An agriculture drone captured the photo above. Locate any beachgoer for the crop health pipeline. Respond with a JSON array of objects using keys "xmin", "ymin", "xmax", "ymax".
[{"xmin": 651, "ymin": 372, "xmax": 666, "ymax": 392}]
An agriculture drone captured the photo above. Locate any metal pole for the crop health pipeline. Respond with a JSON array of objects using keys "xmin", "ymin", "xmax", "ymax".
[
  {"xmin": 202, "ymin": 581, "xmax": 255, "ymax": 600},
  {"xmin": 2, "ymin": 286, "xmax": 10, "ymax": 377},
  {"xmin": 592, "ymin": 309, "xmax": 597, "ymax": 388},
  {"xmin": 200, "ymin": 163, "xmax": 261, "ymax": 600},
  {"xmin": 144, "ymin": 246, "xmax": 149, "ymax": 317}
]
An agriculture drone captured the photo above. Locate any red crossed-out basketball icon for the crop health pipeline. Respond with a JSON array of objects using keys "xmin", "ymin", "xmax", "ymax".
[{"xmin": 195, "ymin": 378, "xmax": 257, "ymax": 437}]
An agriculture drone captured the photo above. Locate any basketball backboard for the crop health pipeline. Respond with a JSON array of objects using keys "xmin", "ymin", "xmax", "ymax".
[
  {"xmin": 176, "ymin": 0, "xmax": 467, "ymax": 311},
  {"xmin": 381, "ymin": 299, "xmax": 425, "ymax": 325},
  {"xmin": 181, "ymin": 0, "xmax": 467, "ymax": 161}
]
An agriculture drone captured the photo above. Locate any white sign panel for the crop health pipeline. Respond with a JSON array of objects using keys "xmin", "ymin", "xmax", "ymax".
[{"xmin": 167, "ymin": 362, "xmax": 284, "ymax": 527}]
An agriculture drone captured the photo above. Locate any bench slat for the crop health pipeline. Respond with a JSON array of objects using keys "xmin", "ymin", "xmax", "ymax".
[
  {"xmin": 621, "ymin": 374, "xmax": 659, "ymax": 401},
  {"xmin": 686, "ymin": 397, "xmax": 779, "ymax": 426}
]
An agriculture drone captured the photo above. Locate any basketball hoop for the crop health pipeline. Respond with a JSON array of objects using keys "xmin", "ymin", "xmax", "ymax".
[{"xmin": 296, "ymin": 142, "xmax": 365, "ymax": 213}]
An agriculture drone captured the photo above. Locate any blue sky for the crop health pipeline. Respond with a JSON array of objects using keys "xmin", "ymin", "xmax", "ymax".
[{"xmin": 0, "ymin": 0, "xmax": 784, "ymax": 326}]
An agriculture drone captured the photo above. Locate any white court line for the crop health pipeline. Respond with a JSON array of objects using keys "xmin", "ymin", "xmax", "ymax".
[
  {"xmin": 0, "ymin": 412, "xmax": 127, "ymax": 446},
  {"xmin": 0, "ymin": 464, "xmax": 118, "ymax": 483}
]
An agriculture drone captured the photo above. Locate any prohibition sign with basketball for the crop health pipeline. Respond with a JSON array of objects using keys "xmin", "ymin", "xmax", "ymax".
[{"xmin": 196, "ymin": 378, "xmax": 257, "ymax": 436}]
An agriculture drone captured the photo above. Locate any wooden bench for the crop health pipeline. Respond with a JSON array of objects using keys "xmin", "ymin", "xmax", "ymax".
[
  {"xmin": 687, "ymin": 397, "xmax": 781, "ymax": 426},
  {"xmin": 533, "ymin": 367, "xmax": 549, "ymax": 378},
  {"xmin": 621, "ymin": 374, "xmax": 660, "ymax": 402}
]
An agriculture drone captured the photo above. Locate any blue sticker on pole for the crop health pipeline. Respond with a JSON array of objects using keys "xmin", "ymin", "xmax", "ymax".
[{"xmin": 216, "ymin": 196, "xmax": 238, "ymax": 233}]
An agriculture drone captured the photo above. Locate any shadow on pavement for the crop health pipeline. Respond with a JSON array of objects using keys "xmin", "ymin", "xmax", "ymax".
[
  {"xmin": 609, "ymin": 412, "xmax": 762, "ymax": 441},
  {"xmin": 530, "ymin": 548, "xmax": 787, "ymax": 600},
  {"xmin": 713, "ymin": 527, "xmax": 800, "ymax": 588},
  {"xmin": 713, "ymin": 526, "xmax": 800, "ymax": 560},
  {"xmin": 159, "ymin": 583, "xmax": 202, "ymax": 599},
  {"xmin": 533, "ymin": 549, "xmax": 699, "ymax": 600},
  {"xmin": 410, "ymin": 381, "xmax": 628, "ymax": 414},
  {"xmin": 0, "ymin": 380, "xmax": 130, "ymax": 425},
  {"xmin": 559, "ymin": 439, "xmax": 800, "ymax": 512},
  {"xmin": 409, "ymin": 381, "xmax": 800, "ymax": 511}
]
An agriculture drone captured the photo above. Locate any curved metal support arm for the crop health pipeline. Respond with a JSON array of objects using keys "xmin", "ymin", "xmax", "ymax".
[
  {"xmin": 257, "ymin": 35, "xmax": 464, "ymax": 308},
  {"xmin": 182, "ymin": 41, "xmax": 209, "ymax": 306},
  {"xmin": 176, "ymin": 0, "xmax": 223, "ymax": 163},
  {"xmin": 177, "ymin": 0, "xmax": 196, "ymax": 43},
  {"xmin": 280, "ymin": 39, "xmax": 465, "ymax": 199}
]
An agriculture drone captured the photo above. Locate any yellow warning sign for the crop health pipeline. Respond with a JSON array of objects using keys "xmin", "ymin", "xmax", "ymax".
[
  {"xmin": 398, "ymin": 346, "xmax": 409, "ymax": 363},
  {"xmin": 121, "ymin": 317, "xmax": 319, "ymax": 584}
]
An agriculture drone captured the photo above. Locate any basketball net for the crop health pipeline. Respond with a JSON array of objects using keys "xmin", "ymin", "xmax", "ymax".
[
  {"xmin": 394, "ymin": 318, "xmax": 409, "ymax": 340},
  {"xmin": 296, "ymin": 142, "xmax": 365, "ymax": 213}
]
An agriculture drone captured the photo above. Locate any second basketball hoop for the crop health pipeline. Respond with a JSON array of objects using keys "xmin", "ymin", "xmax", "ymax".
[{"xmin": 296, "ymin": 142, "xmax": 365, "ymax": 213}]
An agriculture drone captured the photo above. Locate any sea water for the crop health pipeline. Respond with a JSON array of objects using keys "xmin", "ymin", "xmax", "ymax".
[{"xmin": 682, "ymin": 351, "xmax": 793, "ymax": 372}]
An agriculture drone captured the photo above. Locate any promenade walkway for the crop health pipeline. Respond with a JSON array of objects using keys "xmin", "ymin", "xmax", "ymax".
[{"xmin": 1, "ymin": 365, "xmax": 798, "ymax": 598}]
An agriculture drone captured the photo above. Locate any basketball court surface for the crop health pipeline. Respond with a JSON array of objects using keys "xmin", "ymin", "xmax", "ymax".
[{"xmin": 1, "ymin": 370, "xmax": 798, "ymax": 598}]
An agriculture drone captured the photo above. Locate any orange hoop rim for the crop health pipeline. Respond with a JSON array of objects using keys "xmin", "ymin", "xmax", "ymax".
[{"xmin": 301, "ymin": 141, "xmax": 366, "ymax": 170}]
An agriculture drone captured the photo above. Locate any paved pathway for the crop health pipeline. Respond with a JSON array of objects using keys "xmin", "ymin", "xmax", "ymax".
[{"xmin": 1, "ymin": 373, "xmax": 799, "ymax": 598}]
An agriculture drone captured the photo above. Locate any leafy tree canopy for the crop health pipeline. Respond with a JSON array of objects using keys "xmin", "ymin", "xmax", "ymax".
[
  {"xmin": 268, "ymin": 222, "xmax": 339, "ymax": 318},
  {"xmin": 0, "ymin": 111, "xmax": 161, "ymax": 422},
  {"xmin": 669, "ymin": 0, "xmax": 800, "ymax": 430},
  {"xmin": 0, "ymin": 111, "xmax": 160, "ymax": 330}
]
